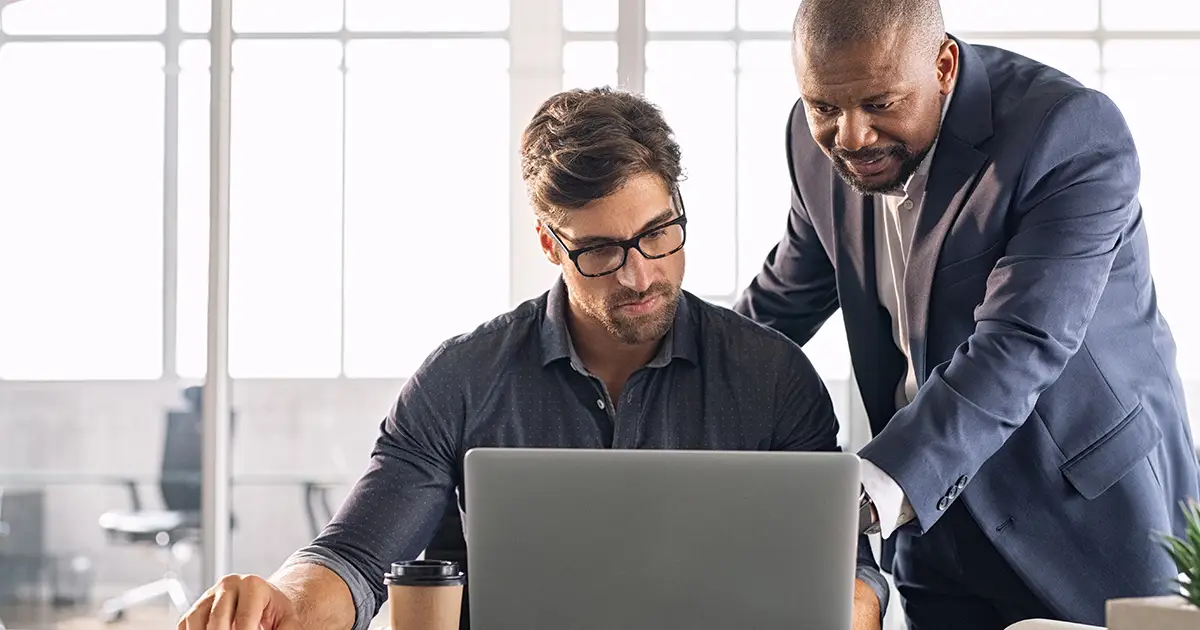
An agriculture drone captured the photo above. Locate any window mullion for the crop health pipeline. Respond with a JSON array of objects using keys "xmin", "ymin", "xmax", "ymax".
[
  {"xmin": 163, "ymin": 0, "xmax": 181, "ymax": 380},
  {"xmin": 338, "ymin": 25, "xmax": 348, "ymax": 377},
  {"xmin": 617, "ymin": 0, "xmax": 646, "ymax": 91},
  {"xmin": 507, "ymin": 0, "xmax": 564, "ymax": 307}
]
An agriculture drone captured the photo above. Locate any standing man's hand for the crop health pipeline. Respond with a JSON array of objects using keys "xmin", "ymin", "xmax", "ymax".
[
  {"xmin": 853, "ymin": 578, "xmax": 883, "ymax": 630},
  {"xmin": 178, "ymin": 573, "xmax": 302, "ymax": 630}
]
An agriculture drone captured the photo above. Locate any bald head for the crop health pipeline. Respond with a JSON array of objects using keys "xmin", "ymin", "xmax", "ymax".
[{"xmin": 793, "ymin": 0, "xmax": 945, "ymax": 61}]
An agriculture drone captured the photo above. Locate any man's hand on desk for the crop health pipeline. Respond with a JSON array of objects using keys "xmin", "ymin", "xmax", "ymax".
[
  {"xmin": 179, "ymin": 563, "xmax": 354, "ymax": 630},
  {"xmin": 178, "ymin": 574, "xmax": 301, "ymax": 630},
  {"xmin": 853, "ymin": 578, "xmax": 883, "ymax": 630}
]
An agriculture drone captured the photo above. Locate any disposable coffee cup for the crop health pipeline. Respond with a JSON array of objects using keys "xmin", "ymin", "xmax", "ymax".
[{"xmin": 384, "ymin": 560, "xmax": 465, "ymax": 630}]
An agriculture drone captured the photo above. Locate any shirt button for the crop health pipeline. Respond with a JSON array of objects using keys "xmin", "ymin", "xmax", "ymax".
[
  {"xmin": 596, "ymin": 399, "xmax": 605, "ymax": 410},
  {"xmin": 900, "ymin": 199, "xmax": 914, "ymax": 211}
]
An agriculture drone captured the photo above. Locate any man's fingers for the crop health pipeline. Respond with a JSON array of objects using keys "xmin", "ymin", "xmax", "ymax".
[
  {"xmin": 180, "ymin": 592, "xmax": 214, "ymax": 630},
  {"xmin": 230, "ymin": 581, "xmax": 271, "ymax": 630},
  {"xmin": 181, "ymin": 575, "xmax": 291, "ymax": 630},
  {"xmin": 206, "ymin": 582, "xmax": 240, "ymax": 630}
]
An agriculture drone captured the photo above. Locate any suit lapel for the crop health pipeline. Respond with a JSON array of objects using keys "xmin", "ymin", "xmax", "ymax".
[
  {"xmin": 832, "ymin": 180, "xmax": 875, "ymax": 302},
  {"xmin": 904, "ymin": 139, "xmax": 988, "ymax": 380},
  {"xmin": 903, "ymin": 37, "xmax": 994, "ymax": 382},
  {"xmin": 833, "ymin": 176, "xmax": 906, "ymax": 432}
]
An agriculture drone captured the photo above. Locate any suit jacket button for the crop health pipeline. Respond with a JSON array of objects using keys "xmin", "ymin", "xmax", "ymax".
[
  {"xmin": 956, "ymin": 475, "xmax": 969, "ymax": 490},
  {"xmin": 937, "ymin": 496, "xmax": 951, "ymax": 511}
]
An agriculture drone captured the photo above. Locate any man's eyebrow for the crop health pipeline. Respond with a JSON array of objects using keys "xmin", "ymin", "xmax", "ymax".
[
  {"xmin": 803, "ymin": 92, "xmax": 898, "ymax": 107},
  {"xmin": 563, "ymin": 208, "xmax": 678, "ymax": 248}
]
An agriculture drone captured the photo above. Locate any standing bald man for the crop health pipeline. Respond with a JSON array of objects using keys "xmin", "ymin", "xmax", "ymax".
[{"xmin": 735, "ymin": 1, "xmax": 1200, "ymax": 628}]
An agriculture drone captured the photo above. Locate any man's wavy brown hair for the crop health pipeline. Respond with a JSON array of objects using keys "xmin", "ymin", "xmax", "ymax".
[{"xmin": 520, "ymin": 87, "xmax": 683, "ymax": 225}]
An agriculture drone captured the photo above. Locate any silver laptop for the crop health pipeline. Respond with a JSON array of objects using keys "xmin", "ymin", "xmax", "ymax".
[{"xmin": 463, "ymin": 448, "xmax": 862, "ymax": 630}]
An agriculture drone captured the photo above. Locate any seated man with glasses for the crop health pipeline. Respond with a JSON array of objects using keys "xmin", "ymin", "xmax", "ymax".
[{"xmin": 178, "ymin": 87, "xmax": 888, "ymax": 630}]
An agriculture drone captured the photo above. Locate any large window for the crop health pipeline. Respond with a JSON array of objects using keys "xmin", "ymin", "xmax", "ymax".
[
  {"xmin": 0, "ymin": 0, "xmax": 513, "ymax": 380},
  {"xmin": 1, "ymin": 0, "xmax": 1196, "ymax": 384},
  {"xmin": 339, "ymin": 39, "xmax": 509, "ymax": 378},
  {"xmin": 0, "ymin": 42, "xmax": 165, "ymax": 380},
  {"xmin": 174, "ymin": 5, "xmax": 513, "ymax": 379}
]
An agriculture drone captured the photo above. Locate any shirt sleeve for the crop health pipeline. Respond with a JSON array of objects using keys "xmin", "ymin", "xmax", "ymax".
[
  {"xmin": 860, "ymin": 459, "xmax": 916, "ymax": 538},
  {"xmin": 773, "ymin": 346, "xmax": 891, "ymax": 621},
  {"xmin": 283, "ymin": 353, "xmax": 462, "ymax": 630}
]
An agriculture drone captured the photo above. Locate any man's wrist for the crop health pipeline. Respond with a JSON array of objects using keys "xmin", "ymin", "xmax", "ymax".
[
  {"xmin": 858, "ymin": 487, "xmax": 880, "ymax": 535},
  {"xmin": 853, "ymin": 577, "xmax": 884, "ymax": 630}
]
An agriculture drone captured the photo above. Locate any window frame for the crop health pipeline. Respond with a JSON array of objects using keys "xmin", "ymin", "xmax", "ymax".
[
  {"xmin": 1, "ymin": 0, "xmax": 1198, "ymax": 380},
  {"xmin": 0, "ymin": 0, "xmax": 565, "ymax": 380}
]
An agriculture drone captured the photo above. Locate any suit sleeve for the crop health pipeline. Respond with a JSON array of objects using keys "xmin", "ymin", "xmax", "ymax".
[
  {"xmin": 772, "ymin": 345, "xmax": 890, "ymax": 619},
  {"xmin": 858, "ymin": 89, "xmax": 1140, "ymax": 532},
  {"xmin": 733, "ymin": 102, "xmax": 840, "ymax": 346}
]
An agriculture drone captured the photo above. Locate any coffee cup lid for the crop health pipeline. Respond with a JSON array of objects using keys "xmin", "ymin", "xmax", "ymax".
[{"xmin": 384, "ymin": 560, "xmax": 465, "ymax": 587}]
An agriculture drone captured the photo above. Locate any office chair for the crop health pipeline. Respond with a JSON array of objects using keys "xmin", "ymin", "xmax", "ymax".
[{"xmin": 96, "ymin": 387, "xmax": 223, "ymax": 623}]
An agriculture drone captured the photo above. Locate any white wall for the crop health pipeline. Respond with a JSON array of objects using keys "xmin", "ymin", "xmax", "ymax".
[{"xmin": 0, "ymin": 379, "xmax": 391, "ymax": 589}]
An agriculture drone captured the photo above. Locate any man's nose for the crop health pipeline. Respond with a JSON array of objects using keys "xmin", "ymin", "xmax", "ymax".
[
  {"xmin": 615, "ymin": 248, "xmax": 652, "ymax": 293},
  {"xmin": 836, "ymin": 111, "xmax": 878, "ymax": 153}
]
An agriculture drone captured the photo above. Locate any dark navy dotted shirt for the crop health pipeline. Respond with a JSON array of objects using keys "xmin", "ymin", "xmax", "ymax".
[{"xmin": 284, "ymin": 278, "xmax": 886, "ymax": 629}]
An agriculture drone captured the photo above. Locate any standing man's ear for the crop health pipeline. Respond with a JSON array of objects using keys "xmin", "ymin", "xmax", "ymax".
[{"xmin": 936, "ymin": 38, "xmax": 959, "ymax": 94}]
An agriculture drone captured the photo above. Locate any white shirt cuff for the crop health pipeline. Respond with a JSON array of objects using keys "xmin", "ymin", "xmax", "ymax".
[{"xmin": 860, "ymin": 459, "xmax": 915, "ymax": 538}]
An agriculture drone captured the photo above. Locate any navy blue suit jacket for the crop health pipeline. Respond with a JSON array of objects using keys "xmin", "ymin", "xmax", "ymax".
[{"xmin": 735, "ymin": 38, "xmax": 1200, "ymax": 624}]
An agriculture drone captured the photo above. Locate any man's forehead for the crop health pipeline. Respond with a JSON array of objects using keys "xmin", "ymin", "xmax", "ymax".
[
  {"xmin": 799, "ymin": 54, "xmax": 914, "ymax": 99},
  {"xmin": 795, "ymin": 33, "xmax": 920, "ymax": 95},
  {"xmin": 557, "ymin": 198, "xmax": 675, "ymax": 242}
]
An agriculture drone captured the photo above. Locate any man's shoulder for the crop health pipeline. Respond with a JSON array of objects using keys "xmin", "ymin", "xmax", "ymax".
[
  {"xmin": 972, "ymin": 41, "xmax": 1117, "ymax": 139},
  {"xmin": 685, "ymin": 292, "xmax": 819, "ymax": 371},
  {"xmin": 415, "ymin": 293, "xmax": 546, "ymax": 378},
  {"xmin": 968, "ymin": 42, "xmax": 1135, "ymax": 200},
  {"xmin": 973, "ymin": 41, "xmax": 1083, "ymax": 96}
]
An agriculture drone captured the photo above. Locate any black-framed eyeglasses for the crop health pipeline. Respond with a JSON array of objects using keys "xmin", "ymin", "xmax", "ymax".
[{"xmin": 546, "ymin": 190, "xmax": 688, "ymax": 278}]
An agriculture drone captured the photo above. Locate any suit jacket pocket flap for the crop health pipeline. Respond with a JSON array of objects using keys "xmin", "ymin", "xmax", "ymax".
[{"xmin": 1060, "ymin": 403, "xmax": 1160, "ymax": 500}]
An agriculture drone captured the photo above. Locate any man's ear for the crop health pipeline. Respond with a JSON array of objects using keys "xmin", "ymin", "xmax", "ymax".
[
  {"xmin": 936, "ymin": 38, "xmax": 959, "ymax": 94},
  {"xmin": 536, "ymin": 221, "xmax": 561, "ymax": 265}
]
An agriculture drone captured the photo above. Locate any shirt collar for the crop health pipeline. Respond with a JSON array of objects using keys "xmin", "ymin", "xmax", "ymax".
[{"xmin": 539, "ymin": 277, "xmax": 698, "ymax": 369}]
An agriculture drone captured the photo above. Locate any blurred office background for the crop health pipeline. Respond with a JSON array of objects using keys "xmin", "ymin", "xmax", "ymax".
[{"xmin": 0, "ymin": 0, "xmax": 1197, "ymax": 628}]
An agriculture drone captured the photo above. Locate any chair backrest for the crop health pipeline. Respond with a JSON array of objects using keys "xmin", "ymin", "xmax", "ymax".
[
  {"xmin": 159, "ymin": 386, "xmax": 234, "ymax": 513},
  {"xmin": 160, "ymin": 410, "xmax": 203, "ymax": 513}
]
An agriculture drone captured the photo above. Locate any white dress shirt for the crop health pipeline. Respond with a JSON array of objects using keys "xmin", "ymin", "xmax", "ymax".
[{"xmin": 860, "ymin": 83, "xmax": 956, "ymax": 538}]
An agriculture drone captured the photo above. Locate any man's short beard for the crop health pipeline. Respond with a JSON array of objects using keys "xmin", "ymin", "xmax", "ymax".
[
  {"xmin": 600, "ymin": 282, "xmax": 679, "ymax": 346},
  {"xmin": 831, "ymin": 142, "xmax": 932, "ymax": 195}
]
